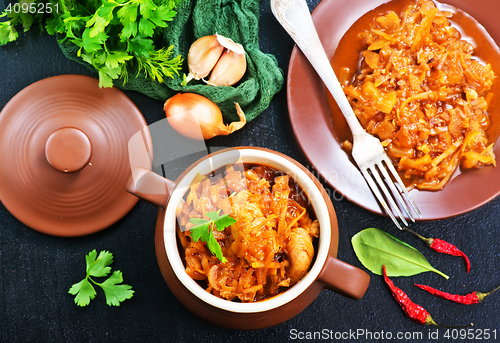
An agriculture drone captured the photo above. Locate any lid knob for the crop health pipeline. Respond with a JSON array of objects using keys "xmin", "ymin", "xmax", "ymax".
[{"xmin": 45, "ymin": 127, "xmax": 92, "ymax": 173}]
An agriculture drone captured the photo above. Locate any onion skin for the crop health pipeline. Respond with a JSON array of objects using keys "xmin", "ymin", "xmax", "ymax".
[{"xmin": 164, "ymin": 93, "xmax": 246, "ymax": 140}]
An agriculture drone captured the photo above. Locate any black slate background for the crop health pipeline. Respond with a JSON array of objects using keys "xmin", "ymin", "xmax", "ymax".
[{"xmin": 1, "ymin": 0, "xmax": 500, "ymax": 342}]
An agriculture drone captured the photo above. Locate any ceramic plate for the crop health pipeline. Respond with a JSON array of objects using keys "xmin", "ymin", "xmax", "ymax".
[{"xmin": 287, "ymin": 0, "xmax": 500, "ymax": 220}]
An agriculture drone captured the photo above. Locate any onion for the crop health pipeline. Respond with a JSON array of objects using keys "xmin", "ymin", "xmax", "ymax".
[{"xmin": 164, "ymin": 93, "xmax": 246, "ymax": 140}]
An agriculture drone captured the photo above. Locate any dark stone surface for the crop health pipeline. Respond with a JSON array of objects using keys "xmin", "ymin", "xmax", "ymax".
[{"xmin": 1, "ymin": 0, "xmax": 499, "ymax": 342}]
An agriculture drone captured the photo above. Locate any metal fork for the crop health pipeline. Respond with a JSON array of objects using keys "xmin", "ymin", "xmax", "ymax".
[{"xmin": 271, "ymin": 0, "xmax": 422, "ymax": 229}]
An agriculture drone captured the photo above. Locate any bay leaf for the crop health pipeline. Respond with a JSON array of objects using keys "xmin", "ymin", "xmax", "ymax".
[{"xmin": 352, "ymin": 227, "xmax": 449, "ymax": 279}]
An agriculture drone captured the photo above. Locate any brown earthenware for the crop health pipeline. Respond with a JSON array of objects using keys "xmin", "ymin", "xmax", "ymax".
[
  {"xmin": 0, "ymin": 75, "xmax": 151, "ymax": 236},
  {"xmin": 127, "ymin": 147, "xmax": 370, "ymax": 329},
  {"xmin": 287, "ymin": 0, "xmax": 500, "ymax": 220}
]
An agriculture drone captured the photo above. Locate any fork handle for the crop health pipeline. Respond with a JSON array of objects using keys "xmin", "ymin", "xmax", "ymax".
[{"xmin": 271, "ymin": 0, "xmax": 366, "ymax": 139}]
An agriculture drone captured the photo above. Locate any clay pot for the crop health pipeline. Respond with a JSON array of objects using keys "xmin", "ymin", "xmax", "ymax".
[{"xmin": 127, "ymin": 147, "xmax": 370, "ymax": 329}]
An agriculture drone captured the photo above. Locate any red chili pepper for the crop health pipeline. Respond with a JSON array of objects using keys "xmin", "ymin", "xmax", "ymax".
[
  {"xmin": 415, "ymin": 283, "xmax": 500, "ymax": 305},
  {"xmin": 382, "ymin": 265, "xmax": 437, "ymax": 325},
  {"xmin": 403, "ymin": 228, "xmax": 471, "ymax": 273},
  {"xmin": 382, "ymin": 266, "xmax": 473, "ymax": 327}
]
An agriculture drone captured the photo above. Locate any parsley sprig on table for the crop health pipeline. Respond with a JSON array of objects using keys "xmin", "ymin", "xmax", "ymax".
[
  {"xmin": 68, "ymin": 249, "xmax": 134, "ymax": 307},
  {"xmin": 0, "ymin": 0, "xmax": 183, "ymax": 87},
  {"xmin": 189, "ymin": 211, "xmax": 236, "ymax": 263}
]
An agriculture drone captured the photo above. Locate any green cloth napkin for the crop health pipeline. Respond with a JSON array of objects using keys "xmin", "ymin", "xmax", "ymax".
[{"xmin": 58, "ymin": 0, "xmax": 284, "ymax": 122}]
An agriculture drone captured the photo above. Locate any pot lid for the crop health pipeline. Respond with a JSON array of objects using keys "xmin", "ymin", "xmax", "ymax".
[{"xmin": 0, "ymin": 75, "xmax": 152, "ymax": 237}]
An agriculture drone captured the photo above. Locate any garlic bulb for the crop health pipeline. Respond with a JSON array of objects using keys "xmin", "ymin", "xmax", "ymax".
[
  {"xmin": 186, "ymin": 34, "xmax": 247, "ymax": 87},
  {"xmin": 208, "ymin": 49, "xmax": 247, "ymax": 86},
  {"xmin": 187, "ymin": 35, "xmax": 225, "ymax": 81}
]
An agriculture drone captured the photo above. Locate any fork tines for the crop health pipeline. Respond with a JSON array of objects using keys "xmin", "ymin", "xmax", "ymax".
[{"xmin": 360, "ymin": 156, "xmax": 422, "ymax": 230}]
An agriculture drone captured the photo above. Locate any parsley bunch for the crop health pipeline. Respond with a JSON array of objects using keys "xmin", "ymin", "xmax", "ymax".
[
  {"xmin": 189, "ymin": 210, "xmax": 236, "ymax": 263},
  {"xmin": 0, "ymin": 0, "xmax": 183, "ymax": 87},
  {"xmin": 68, "ymin": 249, "xmax": 134, "ymax": 307}
]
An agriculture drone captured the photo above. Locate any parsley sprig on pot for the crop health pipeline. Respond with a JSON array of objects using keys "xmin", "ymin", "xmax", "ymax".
[
  {"xmin": 189, "ymin": 211, "xmax": 236, "ymax": 263},
  {"xmin": 0, "ymin": 0, "xmax": 183, "ymax": 87},
  {"xmin": 68, "ymin": 249, "xmax": 134, "ymax": 307}
]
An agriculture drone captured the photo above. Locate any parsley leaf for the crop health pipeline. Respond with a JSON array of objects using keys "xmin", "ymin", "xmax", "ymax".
[
  {"xmin": 121, "ymin": 21, "xmax": 138, "ymax": 39},
  {"xmin": 106, "ymin": 51, "xmax": 133, "ymax": 69},
  {"xmin": 189, "ymin": 210, "xmax": 236, "ymax": 263},
  {"xmin": 0, "ymin": 21, "xmax": 18, "ymax": 45},
  {"xmin": 86, "ymin": 249, "xmax": 113, "ymax": 277},
  {"xmin": 117, "ymin": 4, "xmax": 138, "ymax": 26},
  {"xmin": 68, "ymin": 279, "xmax": 97, "ymax": 307},
  {"xmin": 127, "ymin": 34, "xmax": 154, "ymax": 58},
  {"xmin": 206, "ymin": 234, "xmax": 225, "ymax": 263},
  {"xmin": 138, "ymin": 17, "xmax": 155, "ymax": 37},
  {"xmin": 206, "ymin": 211, "xmax": 237, "ymax": 229},
  {"xmin": 68, "ymin": 250, "xmax": 134, "ymax": 307},
  {"xmin": 99, "ymin": 271, "xmax": 135, "ymax": 306}
]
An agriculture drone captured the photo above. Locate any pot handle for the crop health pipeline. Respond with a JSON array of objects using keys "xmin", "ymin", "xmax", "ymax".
[
  {"xmin": 317, "ymin": 255, "xmax": 370, "ymax": 300},
  {"xmin": 126, "ymin": 167, "xmax": 176, "ymax": 209}
]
